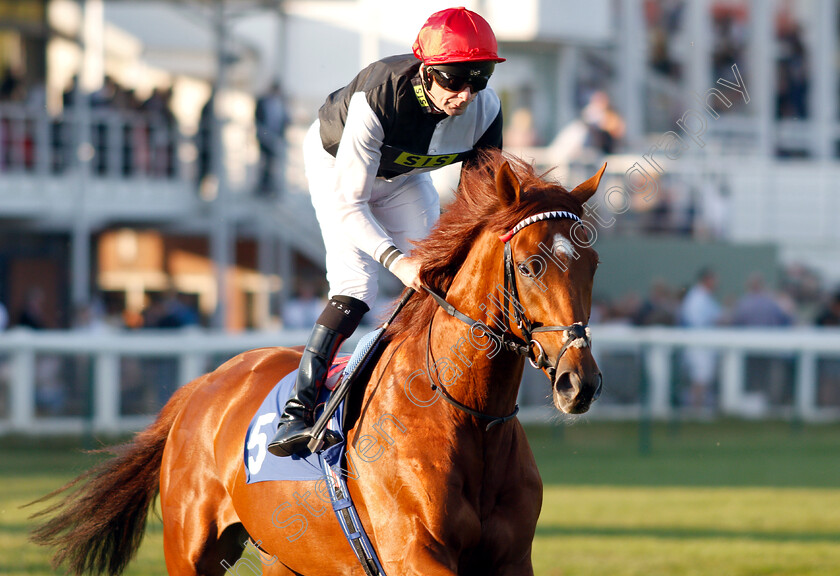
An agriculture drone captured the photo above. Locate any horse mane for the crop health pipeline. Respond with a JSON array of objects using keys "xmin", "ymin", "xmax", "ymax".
[{"xmin": 386, "ymin": 149, "xmax": 585, "ymax": 339}]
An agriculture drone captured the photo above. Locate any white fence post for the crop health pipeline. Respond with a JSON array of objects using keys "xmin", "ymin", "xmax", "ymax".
[
  {"xmin": 10, "ymin": 349, "xmax": 36, "ymax": 432},
  {"xmin": 720, "ymin": 349, "xmax": 744, "ymax": 415},
  {"xmin": 795, "ymin": 351, "xmax": 817, "ymax": 420},
  {"xmin": 93, "ymin": 352, "xmax": 120, "ymax": 433},
  {"xmin": 179, "ymin": 353, "xmax": 205, "ymax": 388},
  {"xmin": 646, "ymin": 344, "xmax": 672, "ymax": 418}
]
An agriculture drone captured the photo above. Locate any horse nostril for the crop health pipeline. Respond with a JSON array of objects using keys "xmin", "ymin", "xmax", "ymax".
[
  {"xmin": 554, "ymin": 371, "xmax": 579, "ymax": 397},
  {"xmin": 593, "ymin": 373, "xmax": 603, "ymax": 401}
]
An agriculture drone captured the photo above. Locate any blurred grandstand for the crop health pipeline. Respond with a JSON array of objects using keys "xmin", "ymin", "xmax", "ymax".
[{"xmin": 1, "ymin": 0, "xmax": 839, "ymax": 435}]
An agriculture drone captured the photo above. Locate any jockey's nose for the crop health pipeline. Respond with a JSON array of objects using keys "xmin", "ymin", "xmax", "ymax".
[{"xmin": 456, "ymin": 86, "xmax": 472, "ymax": 100}]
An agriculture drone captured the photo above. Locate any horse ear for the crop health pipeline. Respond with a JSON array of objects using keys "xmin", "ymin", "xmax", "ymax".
[
  {"xmin": 569, "ymin": 162, "xmax": 607, "ymax": 204},
  {"xmin": 495, "ymin": 161, "xmax": 521, "ymax": 206}
]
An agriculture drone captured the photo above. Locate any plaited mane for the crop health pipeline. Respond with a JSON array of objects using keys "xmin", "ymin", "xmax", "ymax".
[{"xmin": 386, "ymin": 149, "xmax": 585, "ymax": 339}]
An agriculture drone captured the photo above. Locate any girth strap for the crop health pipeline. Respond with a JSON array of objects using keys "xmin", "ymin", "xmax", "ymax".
[{"xmin": 321, "ymin": 457, "xmax": 387, "ymax": 575}]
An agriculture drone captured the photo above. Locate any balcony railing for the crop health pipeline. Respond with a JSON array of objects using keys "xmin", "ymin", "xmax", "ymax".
[{"xmin": 0, "ymin": 103, "xmax": 186, "ymax": 180}]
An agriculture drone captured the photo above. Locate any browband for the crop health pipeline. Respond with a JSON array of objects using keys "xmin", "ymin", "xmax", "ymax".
[{"xmin": 498, "ymin": 210, "xmax": 581, "ymax": 243}]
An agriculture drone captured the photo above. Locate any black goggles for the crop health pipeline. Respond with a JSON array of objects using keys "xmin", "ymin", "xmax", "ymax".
[{"xmin": 427, "ymin": 62, "xmax": 495, "ymax": 93}]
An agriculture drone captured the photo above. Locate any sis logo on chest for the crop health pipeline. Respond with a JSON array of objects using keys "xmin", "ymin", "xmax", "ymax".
[{"xmin": 393, "ymin": 151, "xmax": 460, "ymax": 168}]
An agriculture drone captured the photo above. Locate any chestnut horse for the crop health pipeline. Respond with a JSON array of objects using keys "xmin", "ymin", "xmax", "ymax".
[{"xmin": 31, "ymin": 151, "xmax": 606, "ymax": 575}]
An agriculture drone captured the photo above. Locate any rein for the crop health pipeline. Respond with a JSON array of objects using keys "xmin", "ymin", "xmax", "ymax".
[
  {"xmin": 424, "ymin": 312, "xmax": 519, "ymax": 431},
  {"xmin": 420, "ymin": 210, "xmax": 592, "ymax": 430}
]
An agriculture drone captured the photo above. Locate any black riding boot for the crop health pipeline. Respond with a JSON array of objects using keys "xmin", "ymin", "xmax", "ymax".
[{"xmin": 268, "ymin": 295, "xmax": 368, "ymax": 457}]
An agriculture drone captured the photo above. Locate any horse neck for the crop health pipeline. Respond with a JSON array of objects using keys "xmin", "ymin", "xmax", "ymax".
[{"xmin": 419, "ymin": 230, "xmax": 526, "ymax": 420}]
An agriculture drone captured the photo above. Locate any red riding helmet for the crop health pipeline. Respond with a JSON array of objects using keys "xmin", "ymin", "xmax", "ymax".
[{"xmin": 412, "ymin": 7, "xmax": 505, "ymax": 66}]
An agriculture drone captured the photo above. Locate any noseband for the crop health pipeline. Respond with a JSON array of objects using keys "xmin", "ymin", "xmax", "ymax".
[{"xmin": 422, "ymin": 210, "xmax": 593, "ymax": 429}]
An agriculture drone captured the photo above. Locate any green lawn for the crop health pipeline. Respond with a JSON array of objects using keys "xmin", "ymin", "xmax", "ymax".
[
  {"xmin": 527, "ymin": 421, "xmax": 840, "ymax": 576},
  {"xmin": 2, "ymin": 421, "xmax": 839, "ymax": 575}
]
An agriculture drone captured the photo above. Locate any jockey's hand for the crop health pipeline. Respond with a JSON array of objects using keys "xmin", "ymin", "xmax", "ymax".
[{"xmin": 390, "ymin": 256, "xmax": 422, "ymax": 290}]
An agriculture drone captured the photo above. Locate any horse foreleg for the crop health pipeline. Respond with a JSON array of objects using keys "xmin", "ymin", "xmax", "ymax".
[
  {"xmin": 473, "ymin": 549, "xmax": 535, "ymax": 576},
  {"xmin": 382, "ymin": 544, "xmax": 460, "ymax": 576}
]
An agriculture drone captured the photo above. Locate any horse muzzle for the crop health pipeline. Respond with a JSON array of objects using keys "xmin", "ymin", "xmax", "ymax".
[{"xmin": 552, "ymin": 362, "xmax": 603, "ymax": 414}]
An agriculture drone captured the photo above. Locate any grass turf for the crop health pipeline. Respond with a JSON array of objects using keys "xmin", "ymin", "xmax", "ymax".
[{"xmin": 2, "ymin": 420, "xmax": 839, "ymax": 575}]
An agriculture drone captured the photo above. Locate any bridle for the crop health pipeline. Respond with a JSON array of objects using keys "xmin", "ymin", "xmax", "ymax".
[{"xmin": 422, "ymin": 209, "xmax": 593, "ymax": 430}]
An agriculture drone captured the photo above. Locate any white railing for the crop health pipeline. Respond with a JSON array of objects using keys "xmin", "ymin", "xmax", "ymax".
[
  {"xmin": 1, "ymin": 325, "xmax": 839, "ymax": 436},
  {"xmin": 0, "ymin": 327, "xmax": 327, "ymax": 435},
  {"xmin": 589, "ymin": 325, "xmax": 840, "ymax": 422}
]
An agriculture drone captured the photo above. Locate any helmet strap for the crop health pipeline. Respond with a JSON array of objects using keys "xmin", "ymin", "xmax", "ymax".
[
  {"xmin": 418, "ymin": 65, "xmax": 444, "ymax": 114},
  {"xmin": 420, "ymin": 64, "xmax": 433, "ymax": 92}
]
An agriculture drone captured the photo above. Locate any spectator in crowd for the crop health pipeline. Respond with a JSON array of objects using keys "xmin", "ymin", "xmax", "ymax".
[
  {"xmin": 650, "ymin": 25, "xmax": 679, "ymax": 78},
  {"xmin": 712, "ymin": 9, "xmax": 748, "ymax": 97},
  {"xmin": 62, "ymin": 75, "xmax": 79, "ymax": 110},
  {"xmin": 142, "ymin": 86, "xmax": 177, "ymax": 177},
  {"xmin": 503, "ymin": 107, "xmax": 539, "ymax": 149},
  {"xmin": 732, "ymin": 273, "xmax": 795, "ymax": 405},
  {"xmin": 254, "ymin": 81, "xmax": 290, "ymax": 195},
  {"xmin": 0, "ymin": 65, "xmax": 25, "ymax": 102},
  {"xmin": 196, "ymin": 94, "xmax": 215, "ymax": 190},
  {"xmin": 581, "ymin": 90, "xmax": 626, "ymax": 155},
  {"xmin": 73, "ymin": 299, "xmax": 109, "ymax": 333},
  {"xmin": 142, "ymin": 289, "xmax": 199, "ymax": 407},
  {"xmin": 90, "ymin": 75, "xmax": 118, "ymax": 109},
  {"xmin": 54, "ymin": 76, "xmax": 81, "ymax": 173},
  {"xmin": 780, "ymin": 263, "xmax": 823, "ymax": 323},
  {"xmin": 282, "ymin": 281, "xmax": 326, "ymax": 330},
  {"xmin": 776, "ymin": 17, "xmax": 809, "ymax": 120},
  {"xmin": 815, "ymin": 289, "xmax": 840, "ymax": 327},
  {"xmin": 645, "ymin": 0, "xmax": 684, "ymax": 80},
  {"xmin": 89, "ymin": 76, "xmax": 118, "ymax": 175},
  {"xmin": 588, "ymin": 294, "xmax": 610, "ymax": 324},
  {"xmin": 143, "ymin": 289, "xmax": 199, "ymax": 329},
  {"xmin": 15, "ymin": 287, "xmax": 66, "ymax": 414},
  {"xmin": 549, "ymin": 90, "xmax": 626, "ymax": 162},
  {"xmin": 633, "ymin": 279, "xmax": 678, "ymax": 326},
  {"xmin": 16, "ymin": 287, "xmax": 50, "ymax": 329},
  {"xmin": 731, "ymin": 273, "xmax": 793, "ymax": 327},
  {"xmin": 679, "ymin": 268, "xmax": 723, "ymax": 409},
  {"xmin": 814, "ymin": 289, "xmax": 840, "ymax": 405}
]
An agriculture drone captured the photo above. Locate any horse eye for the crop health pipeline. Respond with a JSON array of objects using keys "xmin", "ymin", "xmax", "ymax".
[{"xmin": 517, "ymin": 262, "xmax": 533, "ymax": 277}]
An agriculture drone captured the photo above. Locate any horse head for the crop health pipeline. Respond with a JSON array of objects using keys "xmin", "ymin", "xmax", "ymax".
[
  {"xmin": 493, "ymin": 160, "xmax": 606, "ymax": 414},
  {"xmin": 393, "ymin": 151, "xmax": 607, "ymax": 418}
]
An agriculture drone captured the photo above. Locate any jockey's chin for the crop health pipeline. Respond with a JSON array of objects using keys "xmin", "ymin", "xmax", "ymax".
[{"xmin": 442, "ymin": 95, "xmax": 475, "ymax": 116}]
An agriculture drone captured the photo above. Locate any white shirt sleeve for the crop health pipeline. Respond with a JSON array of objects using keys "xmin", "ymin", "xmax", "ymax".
[{"xmin": 332, "ymin": 92, "xmax": 394, "ymax": 259}]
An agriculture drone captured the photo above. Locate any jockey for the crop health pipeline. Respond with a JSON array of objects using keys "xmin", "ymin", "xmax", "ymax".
[{"xmin": 268, "ymin": 7, "xmax": 505, "ymax": 457}]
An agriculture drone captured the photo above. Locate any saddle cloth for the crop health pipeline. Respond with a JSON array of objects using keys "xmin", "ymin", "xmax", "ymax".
[
  {"xmin": 244, "ymin": 358, "xmax": 348, "ymax": 483},
  {"xmin": 243, "ymin": 328, "xmax": 384, "ymax": 483}
]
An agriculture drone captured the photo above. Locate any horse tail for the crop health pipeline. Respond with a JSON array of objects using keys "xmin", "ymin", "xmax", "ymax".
[{"xmin": 28, "ymin": 378, "xmax": 199, "ymax": 576}]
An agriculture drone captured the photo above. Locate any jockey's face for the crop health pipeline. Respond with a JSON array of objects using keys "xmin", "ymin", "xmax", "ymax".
[{"xmin": 425, "ymin": 68, "xmax": 477, "ymax": 116}]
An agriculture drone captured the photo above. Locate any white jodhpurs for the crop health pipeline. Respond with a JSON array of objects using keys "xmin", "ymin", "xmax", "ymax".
[{"xmin": 303, "ymin": 122, "xmax": 441, "ymax": 307}]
